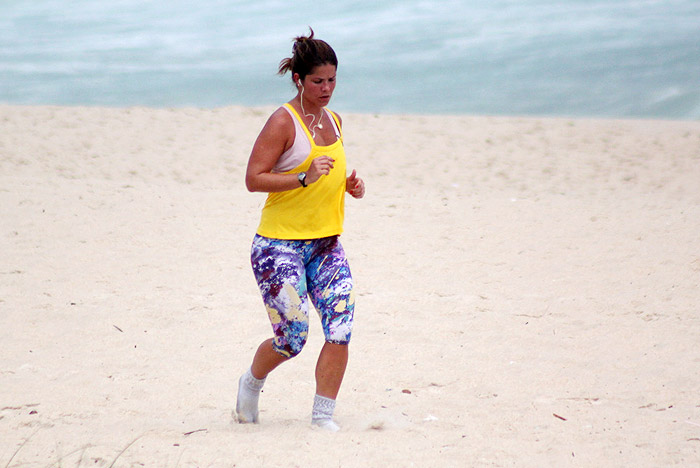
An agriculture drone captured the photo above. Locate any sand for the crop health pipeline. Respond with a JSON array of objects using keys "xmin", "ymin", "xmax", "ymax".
[{"xmin": 1, "ymin": 104, "xmax": 699, "ymax": 467}]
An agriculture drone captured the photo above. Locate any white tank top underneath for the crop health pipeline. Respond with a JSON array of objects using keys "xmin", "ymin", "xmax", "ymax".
[{"xmin": 273, "ymin": 106, "xmax": 340, "ymax": 173}]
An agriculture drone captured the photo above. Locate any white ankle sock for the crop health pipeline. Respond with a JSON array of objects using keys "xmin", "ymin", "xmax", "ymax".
[
  {"xmin": 311, "ymin": 394, "xmax": 339, "ymax": 431},
  {"xmin": 235, "ymin": 367, "xmax": 266, "ymax": 423}
]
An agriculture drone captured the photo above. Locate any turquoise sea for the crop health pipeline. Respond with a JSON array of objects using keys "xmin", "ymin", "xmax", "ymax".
[{"xmin": 1, "ymin": 0, "xmax": 699, "ymax": 119}]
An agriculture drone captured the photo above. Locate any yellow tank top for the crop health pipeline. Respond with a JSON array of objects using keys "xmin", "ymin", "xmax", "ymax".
[{"xmin": 256, "ymin": 103, "xmax": 346, "ymax": 240}]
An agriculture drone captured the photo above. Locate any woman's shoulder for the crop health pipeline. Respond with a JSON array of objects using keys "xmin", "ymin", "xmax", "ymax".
[
  {"xmin": 260, "ymin": 105, "xmax": 295, "ymax": 138},
  {"xmin": 268, "ymin": 105, "xmax": 295, "ymax": 125}
]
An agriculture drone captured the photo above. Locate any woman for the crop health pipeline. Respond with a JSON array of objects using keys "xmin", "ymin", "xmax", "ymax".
[{"xmin": 236, "ymin": 29, "xmax": 365, "ymax": 432}]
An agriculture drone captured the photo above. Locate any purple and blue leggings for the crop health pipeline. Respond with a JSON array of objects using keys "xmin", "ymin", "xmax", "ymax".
[{"xmin": 250, "ymin": 234, "xmax": 355, "ymax": 358}]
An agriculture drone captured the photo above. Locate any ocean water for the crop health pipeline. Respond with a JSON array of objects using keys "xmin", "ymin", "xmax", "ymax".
[{"xmin": 1, "ymin": 0, "xmax": 699, "ymax": 119}]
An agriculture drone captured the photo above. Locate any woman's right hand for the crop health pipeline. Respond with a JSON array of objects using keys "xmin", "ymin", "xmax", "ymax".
[{"xmin": 306, "ymin": 156, "xmax": 335, "ymax": 184}]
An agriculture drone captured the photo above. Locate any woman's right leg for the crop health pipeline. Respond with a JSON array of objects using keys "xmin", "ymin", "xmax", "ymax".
[
  {"xmin": 237, "ymin": 235, "xmax": 310, "ymax": 424},
  {"xmin": 235, "ymin": 338, "xmax": 289, "ymax": 424},
  {"xmin": 251, "ymin": 338, "xmax": 289, "ymax": 379}
]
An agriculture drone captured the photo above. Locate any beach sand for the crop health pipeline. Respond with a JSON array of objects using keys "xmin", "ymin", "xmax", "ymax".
[{"xmin": 1, "ymin": 105, "xmax": 699, "ymax": 467}]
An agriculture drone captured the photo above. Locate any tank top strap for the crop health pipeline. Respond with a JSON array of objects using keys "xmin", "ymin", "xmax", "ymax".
[
  {"xmin": 283, "ymin": 103, "xmax": 315, "ymax": 146},
  {"xmin": 324, "ymin": 109, "xmax": 342, "ymax": 140}
]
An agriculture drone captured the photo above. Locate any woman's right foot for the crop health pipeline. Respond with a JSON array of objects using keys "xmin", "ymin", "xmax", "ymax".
[{"xmin": 235, "ymin": 369, "xmax": 265, "ymax": 423}]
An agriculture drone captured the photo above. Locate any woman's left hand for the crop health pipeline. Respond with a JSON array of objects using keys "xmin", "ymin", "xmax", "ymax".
[{"xmin": 346, "ymin": 169, "xmax": 365, "ymax": 199}]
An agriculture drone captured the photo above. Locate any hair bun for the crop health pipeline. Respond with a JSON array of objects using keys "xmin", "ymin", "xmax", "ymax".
[
  {"xmin": 278, "ymin": 27, "xmax": 336, "ymax": 79},
  {"xmin": 296, "ymin": 27, "xmax": 315, "ymax": 42}
]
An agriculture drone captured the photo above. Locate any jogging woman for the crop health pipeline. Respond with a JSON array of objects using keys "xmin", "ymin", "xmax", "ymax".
[{"xmin": 236, "ymin": 29, "xmax": 365, "ymax": 431}]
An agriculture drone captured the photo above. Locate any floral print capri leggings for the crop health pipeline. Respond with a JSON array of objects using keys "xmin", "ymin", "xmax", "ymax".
[{"xmin": 250, "ymin": 234, "xmax": 355, "ymax": 358}]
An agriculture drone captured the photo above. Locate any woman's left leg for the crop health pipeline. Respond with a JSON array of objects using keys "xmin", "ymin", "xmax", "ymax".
[
  {"xmin": 307, "ymin": 236, "xmax": 355, "ymax": 429},
  {"xmin": 315, "ymin": 341, "xmax": 349, "ymax": 399}
]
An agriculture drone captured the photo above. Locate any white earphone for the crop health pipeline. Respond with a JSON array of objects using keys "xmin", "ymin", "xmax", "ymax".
[{"xmin": 296, "ymin": 77, "xmax": 323, "ymax": 136}]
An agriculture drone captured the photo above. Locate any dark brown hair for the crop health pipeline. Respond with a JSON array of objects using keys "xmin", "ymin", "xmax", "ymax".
[{"xmin": 278, "ymin": 28, "xmax": 338, "ymax": 82}]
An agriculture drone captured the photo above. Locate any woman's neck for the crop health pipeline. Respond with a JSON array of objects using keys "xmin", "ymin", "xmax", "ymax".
[{"xmin": 295, "ymin": 95, "xmax": 322, "ymax": 114}]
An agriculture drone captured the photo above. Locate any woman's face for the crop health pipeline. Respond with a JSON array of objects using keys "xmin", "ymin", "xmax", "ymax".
[{"xmin": 298, "ymin": 64, "xmax": 337, "ymax": 107}]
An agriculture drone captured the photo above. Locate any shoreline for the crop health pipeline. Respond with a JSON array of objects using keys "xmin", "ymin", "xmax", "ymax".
[{"xmin": 3, "ymin": 101, "xmax": 700, "ymax": 123}]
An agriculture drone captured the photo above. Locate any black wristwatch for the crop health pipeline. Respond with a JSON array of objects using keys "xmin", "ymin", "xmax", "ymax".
[{"xmin": 297, "ymin": 172, "xmax": 307, "ymax": 187}]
